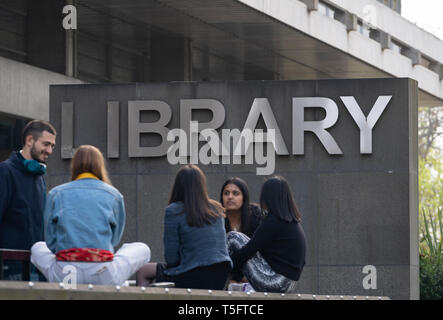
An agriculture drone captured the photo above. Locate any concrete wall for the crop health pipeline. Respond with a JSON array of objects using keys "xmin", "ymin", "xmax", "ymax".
[
  {"xmin": 48, "ymin": 78, "xmax": 418, "ymax": 299},
  {"xmin": 0, "ymin": 57, "xmax": 84, "ymax": 121}
]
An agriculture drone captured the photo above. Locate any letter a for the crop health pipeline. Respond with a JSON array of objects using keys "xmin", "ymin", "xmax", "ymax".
[
  {"xmin": 62, "ymin": 265, "xmax": 77, "ymax": 289},
  {"xmin": 62, "ymin": 5, "xmax": 77, "ymax": 30},
  {"xmin": 362, "ymin": 265, "xmax": 377, "ymax": 290}
]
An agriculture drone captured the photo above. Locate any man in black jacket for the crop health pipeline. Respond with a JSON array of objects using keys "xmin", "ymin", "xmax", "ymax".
[{"xmin": 0, "ymin": 120, "xmax": 56, "ymax": 280}]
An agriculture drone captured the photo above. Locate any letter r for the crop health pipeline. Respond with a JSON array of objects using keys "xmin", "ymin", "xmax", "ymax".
[{"xmin": 292, "ymin": 97, "xmax": 343, "ymax": 155}]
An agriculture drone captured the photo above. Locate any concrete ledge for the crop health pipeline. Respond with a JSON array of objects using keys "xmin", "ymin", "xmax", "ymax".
[
  {"xmin": 0, "ymin": 56, "xmax": 84, "ymax": 121},
  {"xmin": 0, "ymin": 281, "xmax": 390, "ymax": 300}
]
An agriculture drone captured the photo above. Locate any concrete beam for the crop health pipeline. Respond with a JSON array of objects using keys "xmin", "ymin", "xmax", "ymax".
[
  {"xmin": 428, "ymin": 61, "xmax": 443, "ymax": 80},
  {"xmin": 370, "ymin": 29, "xmax": 392, "ymax": 50},
  {"xmin": 402, "ymin": 48, "xmax": 421, "ymax": 66},
  {"xmin": 301, "ymin": 0, "xmax": 319, "ymax": 12},
  {"xmin": 335, "ymin": 10, "xmax": 358, "ymax": 32},
  {"xmin": 0, "ymin": 56, "xmax": 84, "ymax": 121}
]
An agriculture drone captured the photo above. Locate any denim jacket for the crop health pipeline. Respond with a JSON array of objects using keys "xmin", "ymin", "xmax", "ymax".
[
  {"xmin": 163, "ymin": 202, "xmax": 232, "ymax": 276},
  {"xmin": 44, "ymin": 178, "xmax": 125, "ymax": 254}
]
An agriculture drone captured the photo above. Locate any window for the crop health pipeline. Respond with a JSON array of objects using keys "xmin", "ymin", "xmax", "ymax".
[
  {"xmin": 391, "ymin": 41, "xmax": 402, "ymax": 54},
  {"xmin": 0, "ymin": 113, "xmax": 27, "ymax": 162},
  {"xmin": 357, "ymin": 21, "xmax": 371, "ymax": 37},
  {"xmin": 420, "ymin": 56, "xmax": 432, "ymax": 69},
  {"xmin": 318, "ymin": 2, "xmax": 335, "ymax": 19}
]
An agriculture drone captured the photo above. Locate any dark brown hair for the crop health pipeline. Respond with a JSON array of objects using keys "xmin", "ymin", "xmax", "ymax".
[
  {"xmin": 220, "ymin": 177, "xmax": 261, "ymax": 235},
  {"xmin": 169, "ymin": 164, "xmax": 224, "ymax": 227},
  {"xmin": 22, "ymin": 120, "xmax": 56, "ymax": 145},
  {"xmin": 260, "ymin": 176, "xmax": 301, "ymax": 223},
  {"xmin": 70, "ymin": 145, "xmax": 111, "ymax": 185}
]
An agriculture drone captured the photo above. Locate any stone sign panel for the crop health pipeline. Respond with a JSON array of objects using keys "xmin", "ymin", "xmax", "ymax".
[{"xmin": 49, "ymin": 79, "xmax": 418, "ymax": 299}]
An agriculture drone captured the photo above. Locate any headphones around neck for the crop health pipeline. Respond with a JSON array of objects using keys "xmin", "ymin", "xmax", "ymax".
[
  {"xmin": 19, "ymin": 151, "xmax": 47, "ymax": 176},
  {"xmin": 24, "ymin": 159, "xmax": 47, "ymax": 175}
]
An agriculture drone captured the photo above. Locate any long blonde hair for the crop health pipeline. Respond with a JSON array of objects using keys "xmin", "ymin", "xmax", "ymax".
[{"xmin": 70, "ymin": 145, "xmax": 111, "ymax": 185}]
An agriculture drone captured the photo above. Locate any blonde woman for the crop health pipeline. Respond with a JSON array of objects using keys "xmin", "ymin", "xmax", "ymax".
[{"xmin": 31, "ymin": 145, "xmax": 150, "ymax": 285}]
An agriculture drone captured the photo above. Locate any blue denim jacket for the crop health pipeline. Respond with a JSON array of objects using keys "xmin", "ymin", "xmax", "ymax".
[
  {"xmin": 44, "ymin": 178, "xmax": 125, "ymax": 254},
  {"xmin": 163, "ymin": 202, "xmax": 232, "ymax": 276}
]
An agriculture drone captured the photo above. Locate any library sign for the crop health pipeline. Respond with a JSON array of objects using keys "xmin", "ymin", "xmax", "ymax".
[{"xmin": 49, "ymin": 79, "xmax": 419, "ymax": 299}]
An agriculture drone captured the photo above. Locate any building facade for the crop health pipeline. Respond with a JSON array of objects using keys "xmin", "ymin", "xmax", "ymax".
[
  {"xmin": 0, "ymin": 0, "xmax": 441, "ymax": 161},
  {"xmin": 0, "ymin": 0, "xmax": 431, "ymax": 299},
  {"xmin": 377, "ymin": 0, "xmax": 401, "ymax": 13}
]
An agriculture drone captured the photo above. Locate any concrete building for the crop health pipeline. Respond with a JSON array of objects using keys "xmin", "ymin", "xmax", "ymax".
[
  {"xmin": 377, "ymin": 0, "xmax": 401, "ymax": 13},
  {"xmin": 0, "ymin": 0, "xmax": 442, "ymax": 160},
  {"xmin": 0, "ymin": 0, "xmax": 434, "ymax": 299}
]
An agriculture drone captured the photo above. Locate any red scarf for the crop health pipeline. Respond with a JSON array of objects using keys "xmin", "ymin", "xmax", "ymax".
[{"xmin": 56, "ymin": 248, "xmax": 114, "ymax": 262}]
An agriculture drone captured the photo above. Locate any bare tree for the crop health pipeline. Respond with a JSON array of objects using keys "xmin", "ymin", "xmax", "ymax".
[{"xmin": 418, "ymin": 106, "xmax": 443, "ymax": 160}]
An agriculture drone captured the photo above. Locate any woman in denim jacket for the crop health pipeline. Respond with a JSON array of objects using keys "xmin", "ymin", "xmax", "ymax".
[
  {"xmin": 136, "ymin": 164, "xmax": 232, "ymax": 289},
  {"xmin": 31, "ymin": 145, "xmax": 150, "ymax": 285}
]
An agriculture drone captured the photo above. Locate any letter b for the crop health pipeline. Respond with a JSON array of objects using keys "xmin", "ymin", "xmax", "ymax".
[{"xmin": 128, "ymin": 100, "xmax": 172, "ymax": 157}]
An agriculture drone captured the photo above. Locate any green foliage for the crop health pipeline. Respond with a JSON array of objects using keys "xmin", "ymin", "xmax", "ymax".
[
  {"xmin": 420, "ymin": 208, "xmax": 442, "ymax": 259},
  {"xmin": 420, "ymin": 254, "xmax": 443, "ymax": 300},
  {"xmin": 418, "ymin": 106, "xmax": 443, "ymax": 299},
  {"xmin": 419, "ymin": 208, "xmax": 443, "ymax": 300},
  {"xmin": 419, "ymin": 152, "xmax": 443, "ymax": 216}
]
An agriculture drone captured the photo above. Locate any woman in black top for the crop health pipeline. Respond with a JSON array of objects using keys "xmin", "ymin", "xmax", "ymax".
[
  {"xmin": 220, "ymin": 177, "xmax": 263, "ymax": 238},
  {"xmin": 227, "ymin": 176, "xmax": 307, "ymax": 293}
]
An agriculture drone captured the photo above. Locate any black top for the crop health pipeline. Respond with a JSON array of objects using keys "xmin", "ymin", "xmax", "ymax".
[
  {"xmin": 0, "ymin": 152, "xmax": 46, "ymax": 250},
  {"xmin": 231, "ymin": 212, "xmax": 306, "ymax": 281},
  {"xmin": 225, "ymin": 203, "xmax": 264, "ymax": 238}
]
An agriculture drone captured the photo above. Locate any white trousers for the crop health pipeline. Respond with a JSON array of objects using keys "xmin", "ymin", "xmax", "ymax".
[{"xmin": 31, "ymin": 242, "xmax": 151, "ymax": 286}]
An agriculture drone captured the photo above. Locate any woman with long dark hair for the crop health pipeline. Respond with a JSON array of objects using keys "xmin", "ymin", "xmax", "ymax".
[
  {"xmin": 220, "ymin": 177, "xmax": 263, "ymax": 238},
  {"xmin": 30, "ymin": 145, "xmax": 150, "ymax": 285},
  {"xmin": 227, "ymin": 176, "xmax": 306, "ymax": 293},
  {"xmin": 136, "ymin": 164, "xmax": 232, "ymax": 289}
]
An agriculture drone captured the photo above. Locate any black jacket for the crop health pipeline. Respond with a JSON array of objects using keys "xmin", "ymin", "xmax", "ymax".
[
  {"xmin": 225, "ymin": 203, "xmax": 264, "ymax": 238},
  {"xmin": 0, "ymin": 152, "xmax": 46, "ymax": 250},
  {"xmin": 231, "ymin": 212, "xmax": 306, "ymax": 281}
]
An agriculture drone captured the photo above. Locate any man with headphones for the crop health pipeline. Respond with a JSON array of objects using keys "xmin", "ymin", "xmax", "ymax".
[{"xmin": 0, "ymin": 120, "xmax": 56, "ymax": 280}]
